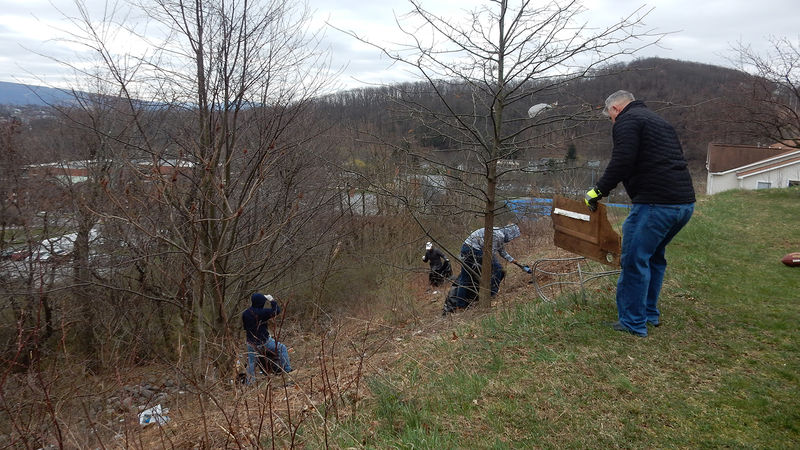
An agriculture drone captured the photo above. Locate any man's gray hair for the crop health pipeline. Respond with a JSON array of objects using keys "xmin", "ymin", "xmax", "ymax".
[{"xmin": 602, "ymin": 90, "xmax": 635, "ymax": 116}]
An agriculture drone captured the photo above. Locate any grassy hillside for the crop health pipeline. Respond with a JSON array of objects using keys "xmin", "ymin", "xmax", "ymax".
[{"xmin": 330, "ymin": 188, "xmax": 800, "ymax": 448}]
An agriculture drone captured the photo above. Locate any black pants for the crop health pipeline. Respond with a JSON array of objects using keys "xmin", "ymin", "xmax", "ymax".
[{"xmin": 429, "ymin": 260, "xmax": 452, "ymax": 286}]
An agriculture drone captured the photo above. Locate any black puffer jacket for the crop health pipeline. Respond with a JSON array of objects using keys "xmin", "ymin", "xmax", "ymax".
[{"xmin": 596, "ymin": 101, "xmax": 696, "ymax": 204}]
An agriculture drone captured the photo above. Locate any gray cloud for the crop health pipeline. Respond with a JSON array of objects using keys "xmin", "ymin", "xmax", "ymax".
[{"xmin": 1, "ymin": 0, "xmax": 797, "ymax": 91}]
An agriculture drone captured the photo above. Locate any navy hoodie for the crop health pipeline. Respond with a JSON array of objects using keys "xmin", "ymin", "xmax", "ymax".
[{"xmin": 242, "ymin": 293, "xmax": 280, "ymax": 345}]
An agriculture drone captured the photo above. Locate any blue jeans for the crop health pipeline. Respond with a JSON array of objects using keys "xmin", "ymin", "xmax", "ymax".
[
  {"xmin": 450, "ymin": 244, "xmax": 505, "ymax": 309},
  {"xmin": 616, "ymin": 203, "xmax": 694, "ymax": 336},
  {"xmin": 246, "ymin": 337, "xmax": 291, "ymax": 383}
]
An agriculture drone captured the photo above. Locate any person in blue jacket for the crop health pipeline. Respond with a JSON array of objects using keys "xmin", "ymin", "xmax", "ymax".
[
  {"xmin": 585, "ymin": 90, "xmax": 695, "ymax": 337},
  {"xmin": 242, "ymin": 293, "xmax": 292, "ymax": 383}
]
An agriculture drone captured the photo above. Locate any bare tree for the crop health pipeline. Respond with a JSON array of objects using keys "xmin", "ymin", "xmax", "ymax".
[
  {"xmin": 728, "ymin": 36, "xmax": 800, "ymax": 148},
  {"xmin": 0, "ymin": 119, "xmax": 24, "ymax": 252},
  {"xmin": 339, "ymin": 0, "xmax": 661, "ymax": 305},
  {"xmin": 45, "ymin": 0, "xmax": 345, "ymax": 375}
]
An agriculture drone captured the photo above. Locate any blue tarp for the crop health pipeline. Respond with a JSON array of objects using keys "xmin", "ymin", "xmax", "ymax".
[
  {"xmin": 505, "ymin": 197, "xmax": 552, "ymax": 218},
  {"xmin": 505, "ymin": 197, "xmax": 631, "ymax": 220}
]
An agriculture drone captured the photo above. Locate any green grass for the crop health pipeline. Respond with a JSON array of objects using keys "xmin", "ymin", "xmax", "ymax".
[{"xmin": 330, "ymin": 188, "xmax": 800, "ymax": 448}]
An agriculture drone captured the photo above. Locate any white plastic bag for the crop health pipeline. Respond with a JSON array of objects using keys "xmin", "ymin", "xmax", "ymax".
[{"xmin": 138, "ymin": 404, "xmax": 170, "ymax": 425}]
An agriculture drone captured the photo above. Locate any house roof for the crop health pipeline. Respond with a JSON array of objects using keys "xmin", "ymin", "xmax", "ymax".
[
  {"xmin": 736, "ymin": 154, "xmax": 800, "ymax": 178},
  {"xmin": 706, "ymin": 142, "xmax": 791, "ymax": 173}
]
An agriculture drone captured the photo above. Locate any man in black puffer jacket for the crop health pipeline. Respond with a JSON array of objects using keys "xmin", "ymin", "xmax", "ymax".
[{"xmin": 585, "ymin": 90, "xmax": 695, "ymax": 337}]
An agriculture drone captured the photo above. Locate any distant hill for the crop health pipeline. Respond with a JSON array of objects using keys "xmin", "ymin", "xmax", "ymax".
[
  {"xmin": 0, "ymin": 81, "xmax": 75, "ymax": 106},
  {"xmin": 316, "ymin": 57, "xmax": 752, "ymax": 171}
]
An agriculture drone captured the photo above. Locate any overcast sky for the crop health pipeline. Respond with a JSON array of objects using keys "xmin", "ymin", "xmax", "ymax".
[{"xmin": 1, "ymin": 0, "xmax": 797, "ymax": 92}]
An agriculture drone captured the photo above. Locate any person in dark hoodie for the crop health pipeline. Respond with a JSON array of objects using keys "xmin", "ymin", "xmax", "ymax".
[
  {"xmin": 584, "ymin": 90, "xmax": 695, "ymax": 337},
  {"xmin": 422, "ymin": 241, "xmax": 452, "ymax": 287},
  {"xmin": 242, "ymin": 293, "xmax": 292, "ymax": 383}
]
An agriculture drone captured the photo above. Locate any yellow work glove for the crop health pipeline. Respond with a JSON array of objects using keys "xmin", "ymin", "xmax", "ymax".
[{"xmin": 584, "ymin": 187, "xmax": 603, "ymax": 212}]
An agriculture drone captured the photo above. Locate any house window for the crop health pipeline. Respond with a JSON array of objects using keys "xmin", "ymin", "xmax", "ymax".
[
  {"xmin": 789, "ymin": 180, "xmax": 799, "ymax": 187},
  {"xmin": 756, "ymin": 181, "xmax": 772, "ymax": 189}
]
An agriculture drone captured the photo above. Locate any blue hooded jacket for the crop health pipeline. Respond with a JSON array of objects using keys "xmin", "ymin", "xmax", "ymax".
[{"xmin": 242, "ymin": 293, "xmax": 280, "ymax": 345}]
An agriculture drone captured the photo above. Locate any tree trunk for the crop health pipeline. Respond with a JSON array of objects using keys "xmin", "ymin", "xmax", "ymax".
[
  {"xmin": 73, "ymin": 216, "xmax": 97, "ymax": 369},
  {"xmin": 478, "ymin": 159, "xmax": 498, "ymax": 308}
]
